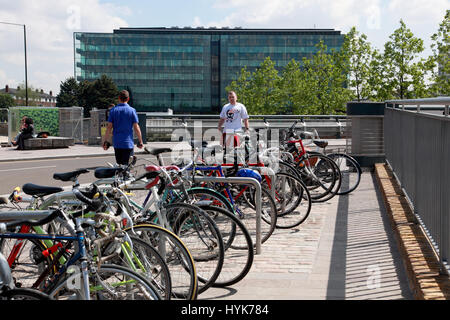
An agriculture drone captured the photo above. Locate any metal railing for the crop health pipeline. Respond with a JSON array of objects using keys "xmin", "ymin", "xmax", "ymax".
[
  {"xmin": 140, "ymin": 113, "xmax": 348, "ymax": 141},
  {"xmin": 384, "ymin": 96, "xmax": 450, "ymax": 275}
]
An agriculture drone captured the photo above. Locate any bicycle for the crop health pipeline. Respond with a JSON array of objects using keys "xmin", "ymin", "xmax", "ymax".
[{"xmin": 0, "ymin": 209, "xmax": 162, "ymax": 300}]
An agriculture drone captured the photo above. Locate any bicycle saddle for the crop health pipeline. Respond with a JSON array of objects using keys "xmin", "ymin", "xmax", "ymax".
[
  {"xmin": 53, "ymin": 169, "xmax": 89, "ymax": 182},
  {"xmin": 313, "ymin": 140, "xmax": 328, "ymax": 148},
  {"xmin": 22, "ymin": 183, "xmax": 64, "ymax": 197},
  {"xmin": 144, "ymin": 147, "xmax": 172, "ymax": 156},
  {"xmin": 94, "ymin": 167, "xmax": 125, "ymax": 179},
  {"xmin": 0, "ymin": 197, "xmax": 8, "ymax": 205}
]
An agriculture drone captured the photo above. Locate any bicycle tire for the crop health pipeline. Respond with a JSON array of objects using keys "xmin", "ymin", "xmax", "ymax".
[
  {"xmin": 1, "ymin": 287, "xmax": 52, "ymax": 300},
  {"xmin": 197, "ymin": 205, "xmax": 254, "ymax": 287},
  {"xmin": 106, "ymin": 235, "xmax": 172, "ymax": 300},
  {"xmin": 296, "ymin": 152, "xmax": 339, "ymax": 202},
  {"xmin": 0, "ymin": 237, "xmax": 53, "ymax": 290},
  {"xmin": 263, "ymin": 172, "xmax": 312, "ymax": 229},
  {"xmin": 327, "ymin": 153, "xmax": 362, "ymax": 195},
  {"xmin": 169, "ymin": 187, "xmax": 238, "ymax": 249},
  {"xmin": 48, "ymin": 263, "xmax": 162, "ymax": 300},
  {"xmin": 236, "ymin": 185, "xmax": 278, "ymax": 245},
  {"xmin": 169, "ymin": 202, "xmax": 225, "ymax": 294},
  {"xmin": 123, "ymin": 224, "xmax": 198, "ymax": 300},
  {"xmin": 306, "ymin": 152, "xmax": 342, "ymax": 203}
]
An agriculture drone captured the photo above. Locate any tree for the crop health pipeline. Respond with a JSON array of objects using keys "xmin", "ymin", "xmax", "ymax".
[
  {"xmin": 56, "ymin": 77, "xmax": 80, "ymax": 108},
  {"xmin": 302, "ymin": 41, "xmax": 352, "ymax": 114},
  {"xmin": 0, "ymin": 93, "xmax": 15, "ymax": 108},
  {"xmin": 428, "ymin": 10, "xmax": 450, "ymax": 96},
  {"xmin": 89, "ymin": 74, "xmax": 120, "ymax": 110},
  {"xmin": 56, "ymin": 75, "xmax": 120, "ymax": 117},
  {"xmin": 342, "ymin": 27, "xmax": 374, "ymax": 101},
  {"xmin": 383, "ymin": 20, "xmax": 428, "ymax": 99},
  {"xmin": 226, "ymin": 57, "xmax": 281, "ymax": 114},
  {"xmin": 277, "ymin": 59, "xmax": 307, "ymax": 114}
]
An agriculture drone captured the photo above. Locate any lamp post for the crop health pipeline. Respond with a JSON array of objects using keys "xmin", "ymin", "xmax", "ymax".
[{"xmin": 0, "ymin": 22, "xmax": 28, "ymax": 106}]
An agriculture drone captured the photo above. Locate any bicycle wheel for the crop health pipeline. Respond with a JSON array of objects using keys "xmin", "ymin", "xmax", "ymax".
[
  {"xmin": 327, "ymin": 153, "xmax": 362, "ymax": 195},
  {"xmin": 0, "ymin": 237, "xmax": 52, "ymax": 290},
  {"xmin": 197, "ymin": 205, "xmax": 254, "ymax": 287},
  {"xmin": 263, "ymin": 172, "xmax": 312, "ymax": 229},
  {"xmin": 1, "ymin": 287, "xmax": 52, "ymax": 300},
  {"xmin": 123, "ymin": 224, "xmax": 198, "ymax": 300},
  {"xmin": 306, "ymin": 152, "xmax": 342, "ymax": 203},
  {"xmin": 48, "ymin": 264, "xmax": 162, "ymax": 300},
  {"xmin": 106, "ymin": 235, "xmax": 172, "ymax": 300},
  {"xmin": 296, "ymin": 152, "xmax": 339, "ymax": 202},
  {"xmin": 168, "ymin": 203, "xmax": 225, "ymax": 294},
  {"xmin": 235, "ymin": 185, "xmax": 277, "ymax": 245},
  {"xmin": 169, "ymin": 187, "xmax": 238, "ymax": 249}
]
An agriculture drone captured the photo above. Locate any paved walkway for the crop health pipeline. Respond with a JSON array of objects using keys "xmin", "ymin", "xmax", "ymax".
[
  {"xmin": 0, "ymin": 135, "xmax": 413, "ymax": 300},
  {"xmin": 200, "ymin": 172, "xmax": 413, "ymax": 300}
]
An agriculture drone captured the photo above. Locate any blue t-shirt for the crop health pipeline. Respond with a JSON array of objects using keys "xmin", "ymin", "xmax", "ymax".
[{"xmin": 108, "ymin": 103, "xmax": 138, "ymax": 149}]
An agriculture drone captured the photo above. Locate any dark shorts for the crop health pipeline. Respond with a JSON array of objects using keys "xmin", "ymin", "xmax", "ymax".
[{"xmin": 114, "ymin": 148, "xmax": 134, "ymax": 165}]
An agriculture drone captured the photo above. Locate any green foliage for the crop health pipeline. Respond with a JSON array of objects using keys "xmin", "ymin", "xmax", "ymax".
[
  {"xmin": 56, "ymin": 77, "xmax": 80, "ymax": 108},
  {"xmin": 428, "ymin": 10, "xmax": 450, "ymax": 96},
  {"xmin": 341, "ymin": 27, "xmax": 374, "ymax": 101},
  {"xmin": 383, "ymin": 19, "xmax": 427, "ymax": 99},
  {"xmin": 56, "ymin": 74, "xmax": 120, "ymax": 117},
  {"xmin": 13, "ymin": 107, "xmax": 59, "ymax": 136},
  {"xmin": 225, "ymin": 18, "xmax": 447, "ymax": 113},
  {"xmin": 0, "ymin": 93, "xmax": 15, "ymax": 108},
  {"xmin": 301, "ymin": 41, "xmax": 352, "ymax": 114}
]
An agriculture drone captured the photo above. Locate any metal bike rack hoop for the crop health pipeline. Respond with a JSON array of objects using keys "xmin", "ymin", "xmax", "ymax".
[{"xmin": 192, "ymin": 176, "xmax": 263, "ymax": 254}]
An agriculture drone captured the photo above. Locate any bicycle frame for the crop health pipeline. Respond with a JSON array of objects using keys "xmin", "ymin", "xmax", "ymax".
[{"xmin": 0, "ymin": 217, "xmax": 91, "ymax": 299}]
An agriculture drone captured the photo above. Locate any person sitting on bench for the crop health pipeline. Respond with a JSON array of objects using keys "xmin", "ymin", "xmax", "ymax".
[{"xmin": 12, "ymin": 117, "xmax": 34, "ymax": 150}]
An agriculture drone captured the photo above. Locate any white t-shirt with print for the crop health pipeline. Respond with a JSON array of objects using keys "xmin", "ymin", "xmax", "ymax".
[{"xmin": 220, "ymin": 103, "xmax": 249, "ymax": 132}]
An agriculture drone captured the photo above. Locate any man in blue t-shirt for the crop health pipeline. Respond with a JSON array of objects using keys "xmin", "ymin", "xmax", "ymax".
[{"xmin": 103, "ymin": 90, "xmax": 144, "ymax": 165}]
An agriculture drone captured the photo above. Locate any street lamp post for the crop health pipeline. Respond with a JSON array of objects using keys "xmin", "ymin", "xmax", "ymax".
[{"xmin": 0, "ymin": 22, "xmax": 28, "ymax": 106}]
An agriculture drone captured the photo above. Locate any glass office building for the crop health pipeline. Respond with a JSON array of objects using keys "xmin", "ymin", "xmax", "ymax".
[{"xmin": 74, "ymin": 28, "xmax": 345, "ymax": 113}]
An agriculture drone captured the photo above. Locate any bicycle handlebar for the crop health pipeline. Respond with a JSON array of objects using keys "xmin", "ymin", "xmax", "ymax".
[{"xmin": 72, "ymin": 188, "xmax": 102, "ymax": 211}]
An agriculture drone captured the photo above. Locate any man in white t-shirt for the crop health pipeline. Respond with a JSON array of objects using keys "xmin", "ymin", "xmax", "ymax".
[{"xmin": 218, "ymin": 91, "xmax": 249, "ymax": 147}]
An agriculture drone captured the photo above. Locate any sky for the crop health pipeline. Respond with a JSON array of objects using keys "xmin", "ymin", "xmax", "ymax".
[{"xmin": 0, "ymin": 0, "xmax": 448, "ymax": 95}]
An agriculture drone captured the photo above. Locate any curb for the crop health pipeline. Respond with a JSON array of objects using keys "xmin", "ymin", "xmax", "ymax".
[
  {"xmin": 374, "ymin": 163, "xmax": 450, "ymax": 300},
  {"xmin": 0, "ymin": 150, "xmax": 149, "ymax": 163}
]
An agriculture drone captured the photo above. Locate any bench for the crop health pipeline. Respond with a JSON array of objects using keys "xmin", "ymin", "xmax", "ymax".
[{"xmin": 23, "ymin": 136, "xmax": 75, "ymax": 150}]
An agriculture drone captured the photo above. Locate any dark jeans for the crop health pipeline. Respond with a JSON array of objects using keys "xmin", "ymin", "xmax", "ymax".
[
  {"xmin": 114, "ymin": 148, "xmax": 134, "ymax": 165},
  {"xmin": 16, "ymin": 133, "xmax": 33, "ymax": 150}
]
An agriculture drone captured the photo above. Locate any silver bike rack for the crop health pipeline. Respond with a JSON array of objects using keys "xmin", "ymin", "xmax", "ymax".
[{"xmin": 192, "ymin": 176, "xmax": 263, "ymax": 255}]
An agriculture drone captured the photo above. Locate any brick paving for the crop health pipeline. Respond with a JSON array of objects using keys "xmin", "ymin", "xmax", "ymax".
[{"xmin": 200, "ymin": 171, "xmax": 413, "ymax": 300}]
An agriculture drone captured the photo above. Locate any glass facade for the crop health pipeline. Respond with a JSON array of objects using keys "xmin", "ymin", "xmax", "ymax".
[{"xmin": 74, "ymin": 28, "xmax": 345, "ymax": 114}]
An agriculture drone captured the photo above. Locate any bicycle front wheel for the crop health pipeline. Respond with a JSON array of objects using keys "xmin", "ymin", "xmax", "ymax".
[
  {"xmin": 124, "ymin": 224, "xmax": 198, "ymax": 300},
  {"xmin": 48, "ymin": 264, "xmax": 162, "ymax": 300},
  {"xmin": 327, "ymin": 153, "xmax": 362, "ymax": 195},
  {"xmin": 1, "ymin": 288, "xmax": 52, "ymax": 300},
  {"xmin": 168, "ymin": 203, "xmax": 225, "ymax": 294}
]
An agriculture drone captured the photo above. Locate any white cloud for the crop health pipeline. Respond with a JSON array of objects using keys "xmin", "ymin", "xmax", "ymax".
[
  {"xmin": 0, "ymin": 0, "xmax": 130, "ymax": 95},
  {"xmin": 207, "ymin": 0, "xmax": 447, "ymax": 54}
]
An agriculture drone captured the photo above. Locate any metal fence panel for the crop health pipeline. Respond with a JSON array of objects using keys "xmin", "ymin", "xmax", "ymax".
[{"xmin": 385, "ymin": 106, "xmax": 450, "ymax": 271}]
